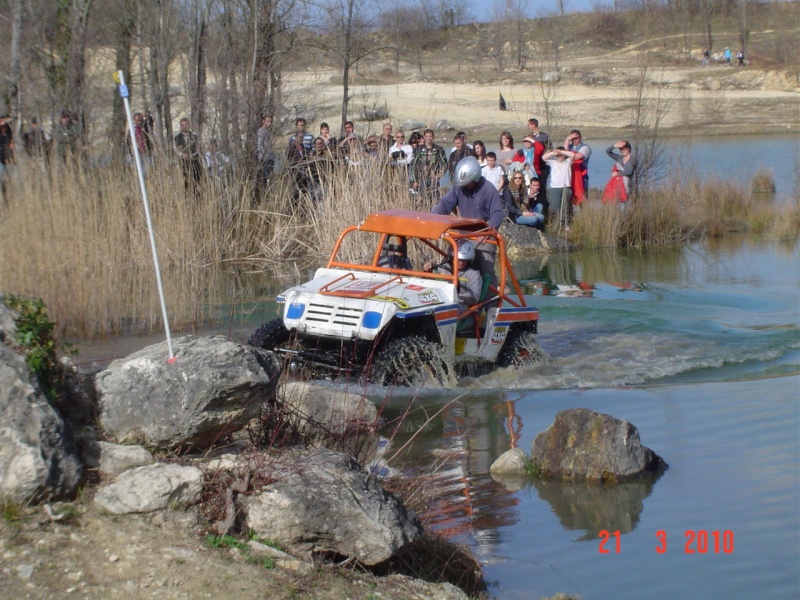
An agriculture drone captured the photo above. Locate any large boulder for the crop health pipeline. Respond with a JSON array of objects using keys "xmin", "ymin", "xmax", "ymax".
[
  {"xmin": 499, "ymin": 221, "xmax": 573, "ymax": 257},
  {"xmin": 94, "ymin": 463, "xmax": 203, "ymax": 514},
  {"xmin": 530, "ymin": 408, "xmax": 666, "ymax": 482},
  {"xmin": 0, "ymin": 343, "xmax": 83, "ymax": 502},
  {"xmin": 95, "ymin": 335, "xmax": 281, "ymax": 450},
  {"xmin": 243, "ymin": 447, "xmax": 422, "ymax": 565}
]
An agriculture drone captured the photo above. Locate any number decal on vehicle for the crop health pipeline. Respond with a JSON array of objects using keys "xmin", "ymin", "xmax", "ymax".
[
  {"xmin": 418, "ymin": 292, "xmax": 440, "ymax": 304},
  {"xmin": 491, "ymin": 326, "xmax": 508, "ymax": 344}
]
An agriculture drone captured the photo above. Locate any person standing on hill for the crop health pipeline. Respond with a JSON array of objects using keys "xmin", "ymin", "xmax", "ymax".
[
  {"xmin": 379, "ymin": 123, "xmax": 393, "ymax": 154},
  {"xmin": 411, "ymin": 128, "xmax": 447, "ymax": 201},
  {"xmin": 701, "ymin": 47, "xmax": 710, "ymax": 67},
  {"xmin": 542, "ymin": 146, "xmax": 577, "ymax": 232},
  {"xmin": 724, "ymin": 47, "xmax": 732, "ymax": 66},
  {"xmin": 127, "ymin": 112, "xmax": 153, "ymax": 170},
  {"xmin": 54, "ymin": 111, "xmax": 79, "ymax": 164},
  {"xmin": 174, "ymin": 117, "xmax": 203, "ymax": 192}
]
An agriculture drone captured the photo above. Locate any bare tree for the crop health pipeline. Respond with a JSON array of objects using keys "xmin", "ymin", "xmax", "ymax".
[
  {"xmin": 5, "ymin": 0, "xmax": 24, "ymax": 119},
  {"xmin": 625, "ymin": 53, "xmax": 672, "ymax": 195},
  {"xmin": 111, "ymin": 0, "xmax": 135, "ymax": 157},
  {"xmin": 311, "ymin": 0, "xmax": 385, "ymax": 134}
]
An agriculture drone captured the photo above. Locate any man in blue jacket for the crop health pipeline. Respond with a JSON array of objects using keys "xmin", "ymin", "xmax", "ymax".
[{"xmin": 431, "ymin": 156, "xmax": 505, "ymax": 288}]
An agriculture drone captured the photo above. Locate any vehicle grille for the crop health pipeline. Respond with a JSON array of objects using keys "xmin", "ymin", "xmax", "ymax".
[{"xmin": 304, "ymin": 302, "xmax": 364, "ymax": 327}]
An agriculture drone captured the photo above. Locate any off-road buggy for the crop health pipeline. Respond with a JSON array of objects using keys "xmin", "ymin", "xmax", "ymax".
[{"xmin": 249, "ymin": 209, "xmax": 543, "ymax": 385}]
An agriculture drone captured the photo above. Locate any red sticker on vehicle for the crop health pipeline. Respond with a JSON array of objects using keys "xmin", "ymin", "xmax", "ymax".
[{"xmin": 406, "ymin": 284, "xmax": 425, "ymax": 291}]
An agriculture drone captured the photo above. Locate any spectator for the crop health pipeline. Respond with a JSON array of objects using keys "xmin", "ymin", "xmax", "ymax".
[
  {"xmin": 447, "ymin": 132, "xmax": 475, "ymax": 181},
  {"xmin": 0, "ymin": 114, "xmax": 13, "ymax": 200},
  {"xmin": 527, "ymin": 118, "xmax": 550, "ymax": 149},
  {"xmin": 379, "ymin": 123, "xmax": 393, "ymax": 154},
  {"xmin": 364, "ymin": 135, "xmax": 380, "ymax": 158},
  {"xmin": 473, "ymin": 140, "xmax": 488, "ymax": 167},
  {"xmin": 319, "ymin": 122, "xmax": 337, "ymax": 150},
  {"xmin": 174, "ymin": 117, "xmax": 203, "ymax": 192},
  {"xmin": 496, "ymin": 130, "xmax": 516, "ymax": 173},
  {"xmin": 126, "ymin": 112, "xmax": 153, "ymax": 170},
  {"xmin": 511, "ymin": 136, "xmax": 546, "ymax": 187},
  {"xmin": 338, "ymin": 120, "xmax": 362, "ymax": 164},
  {"xmin": 388, "ymin": 129, "xmax": 413, "ymax": 168},
  {"xmin": 737, "ymin": 48, "xmax": 745, "ymax": 67},
  {"xmin": 204, "ymin": 138, "xmax": 230, "ymax": 180},
  {"xmin": 287, "ymin": 117, "xmax": 314, "ymax": 193},
  {"xmin": 502, "ymin": 170, "xmax": 528, "ymax": 223},
  {"xmin": 724, "ymin": 47, "xmax": 732, "ymax": 66},
  {"xmin": 23, "ymin": 117, "xmax": 50, "ymax": 159},
  {"xmin": 449, "ymin": 131, "xmax": 473, "ymax": 155},
  {"xmin": 542, "ymin": 146, "xmax": 577, "ymax": 232},
  {"xmin": 602, "ymin": 141, "xmax": 636, "ymax": 204},
  {"xmin": 481, "ymin": 152, "xmax": 505, "ymax": 192},
  {"xmin": 565, "ymin": 129, "xmax": 591, "ymax": 204},
  {"xmin": 410, "ymin": 128, "xmax": 447, "ymax": 201},
  {"xmin": 306, "ymin": 136, "xmax": 337, "ymax": 202},
  {"xmin": 257, "ymin": 114, "xmax": 275, "ymax": 185},
  {"xmin": 54, "ymin": 111, "xmax": 79, "ymax": 163},
  {"xmin": 518, "ymin": 178, "xmax": 548, "ymax": 231},
  {"xmin": 701, "ymin": 47, "xmax": 710, "ymax": 67}
]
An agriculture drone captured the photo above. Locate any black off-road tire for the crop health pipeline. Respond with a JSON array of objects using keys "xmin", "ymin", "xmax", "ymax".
[
  {"xmin": 248, "ymin": 318, "xmax": 291, "ymax": 351},
  {"xmin": 497, "ymin": 328, "xmax": 545, "ymax": 369},
  {"xmin": 368, "ymin": 336, "xmax": 452, "ymax": 387}
]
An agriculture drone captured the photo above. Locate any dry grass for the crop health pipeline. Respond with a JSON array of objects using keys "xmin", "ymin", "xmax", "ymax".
[
  {"xmin": 570, "ymin": 175, "xmax": 800, "ymax": 248},
  {"xmin": 0, "ymin": 155, "xmax": 269, "ymax": 337}
]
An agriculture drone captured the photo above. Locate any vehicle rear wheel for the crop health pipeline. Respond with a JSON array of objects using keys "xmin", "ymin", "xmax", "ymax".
[
  {"xmin": 497, "ymin": 328, "xmax": 545, "ymax": 369},
  {"xmin": 248, "ymin": 318, "xmax": 290, "ymax": 351},
  {"xmin": 368, "ymin": 336, "xmax": 453, "ymax": 387}
]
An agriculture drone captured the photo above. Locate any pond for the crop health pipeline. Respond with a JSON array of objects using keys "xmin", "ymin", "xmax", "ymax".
[
  {"xmin": 370, "ymin": 237, "xmax": 799, "ymax": 599},
  {"xmin": 72, "ymin": 236, "xmax": 799, "ymax": 599}
]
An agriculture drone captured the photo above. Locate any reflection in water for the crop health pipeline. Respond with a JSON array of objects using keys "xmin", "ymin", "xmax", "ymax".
[
  {"xmin": 530, "ymin": 477, "xmax": 661, "ymax": 541},
  {"xmin": 384, "ymin": 395, "xmax": 522, "ymax": 553}
]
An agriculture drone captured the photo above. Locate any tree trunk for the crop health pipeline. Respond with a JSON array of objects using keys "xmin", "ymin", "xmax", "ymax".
[
  {"xmin": 66, "ymin": 0, "xmax": 94, "ymax": 145},
  {"xmin": 112, "ymin": 0, "xmax": 134, "ymax": 159},
  {"xmin": 6, "ymin": 0, "xmax": 24, "ymax": 119}
]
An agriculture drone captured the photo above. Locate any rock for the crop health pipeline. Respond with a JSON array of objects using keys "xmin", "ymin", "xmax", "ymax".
[
  {"xmin": 530, "ymin": 408, "xmax": 667, "ymax": 482},
  {"xmin": 0, "ymin": 294, "xmax": 17, "ymax": 343},
  {"xmin": 499, "ymin": 221, "xmax": 574, "ymax": 256},
  {"xmin": 243, "ymin": 447, "xmax": 421, "ymax": 565},
  {"xmin": 82, "ymin": 441, "xmax": 154, "ymax": 478},
  {"xmin": 278, "ymin": 381, "xmax": 378, "ymax": 460},
  {"xmin": 94, "ymin": 463, "xmax": 203, "ymax": 514},
  {"xmin": 435, "ymin": 119, "xmax": 454, "ymax": 131},
  {"xmin": 0, "ymin": 343, "xmax": 83, "ymax": 502},
  {"xmin": 95, "ymin": 335, "xmax": 281, "ymax": 450},
  {"xmin": 402, "ymin": 119, "xmax": 427, "ymax": 131},
  {"xmin": 490, "ymin": 447, "xmax": 528, "ymax": 474}
]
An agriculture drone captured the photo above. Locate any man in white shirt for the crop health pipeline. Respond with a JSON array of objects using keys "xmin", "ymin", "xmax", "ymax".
[{"xmin": 388, "ymin": 130, "xmax": 413, "ymax": 167}]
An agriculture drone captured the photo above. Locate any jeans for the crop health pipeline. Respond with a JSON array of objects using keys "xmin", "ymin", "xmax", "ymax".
[
  {"xmin": 547, "ymin": 187, "xmax": 573, "ymax": 230},
  {"xmin": 515, "ymin": 203, "xmax": 545, "ymax": 229}
]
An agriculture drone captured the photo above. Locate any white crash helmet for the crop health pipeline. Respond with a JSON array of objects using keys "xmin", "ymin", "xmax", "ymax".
[
  {"xmin": 456, "ymin": 240, "xmax": 476, "ymax": 262},
  {"xmin": 453, "ymin": 156, "xmax": 482, "ymax": 187}
]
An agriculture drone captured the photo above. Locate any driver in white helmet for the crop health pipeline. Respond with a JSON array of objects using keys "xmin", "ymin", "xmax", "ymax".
[
  {"xmin": 431, "ymin": 156, "xmax": 505, "ymax": 288},
  {"xmin": 424, "ymin": 240, "xmax": 482, "ymax": 314}
]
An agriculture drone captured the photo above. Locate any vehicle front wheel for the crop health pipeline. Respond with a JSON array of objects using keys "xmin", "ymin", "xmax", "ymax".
[
  {"xmin": 248, "ymin": 318, "xmax": 291, "ymax": 351},
  {"xmin": 497, "ymin": 328, "xmax": 545, "ymax": 369},
  {"xmin": 368, "ymin": 336, "xmax": 453, "ymax": 387}
]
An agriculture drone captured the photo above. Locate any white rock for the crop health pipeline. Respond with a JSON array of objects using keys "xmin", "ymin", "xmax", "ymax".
[{"xmin": 94, "ymin": 463, "xmax": 203, "ymax": 514}]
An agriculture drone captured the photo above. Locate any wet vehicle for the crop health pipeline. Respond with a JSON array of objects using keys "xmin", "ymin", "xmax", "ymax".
[{"xmin": 249, "ymin": 209, "xmax": 543, "ymax": 385}]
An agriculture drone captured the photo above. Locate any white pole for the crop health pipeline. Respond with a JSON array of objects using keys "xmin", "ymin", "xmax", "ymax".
[{"xmin": 114, "ymin": 70, "xmax": 176, "ymax": 362}]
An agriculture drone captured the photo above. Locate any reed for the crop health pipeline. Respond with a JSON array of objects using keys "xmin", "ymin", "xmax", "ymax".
[
  {"xmin": 0, "ymin": 155, "xmax": 267, "ymax": 337},
  {"xmin": 571, "ymin": 175, "xmax": 800, "ymax": 248},
  {"xmin": 2, "ymin": 154, "xmax": 797, "ymax": 337}
]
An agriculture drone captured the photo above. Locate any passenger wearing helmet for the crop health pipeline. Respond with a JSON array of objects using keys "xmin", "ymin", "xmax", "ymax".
[
  {"xmin": 424, "ymin": 240, "xmax": 482, "ymax": 314},
  {"xmin": 431, "ymin": 155, "xmax": 505, "ymax": 288}
]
